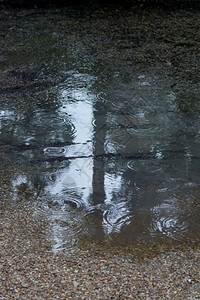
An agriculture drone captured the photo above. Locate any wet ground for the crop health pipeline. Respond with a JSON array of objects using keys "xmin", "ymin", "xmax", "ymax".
[{"xmin": 0, "ymin": 4, "xmax": 200, "ymax": 254}]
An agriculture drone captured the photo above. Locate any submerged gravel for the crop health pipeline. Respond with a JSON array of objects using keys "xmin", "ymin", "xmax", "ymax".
[{"xmin": 1, "ymin": 195, "xmax": 200, "ymax": 299}]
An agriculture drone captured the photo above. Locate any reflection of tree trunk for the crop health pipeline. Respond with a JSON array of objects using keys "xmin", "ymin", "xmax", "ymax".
[
  {"xmin": 93, "ymin": 158, "xmax": 105, "ymax": 204},
  {"xmin": 93, "ymin": 103, "xmax": 106, "ymax": 205},
  {"xmin": 92, "ymin": 102, "xmax": 106, "ymax": 240}
]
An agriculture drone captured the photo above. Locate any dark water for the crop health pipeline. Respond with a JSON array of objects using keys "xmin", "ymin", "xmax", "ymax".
[{"xmin": 0, "ymin": 8, "xmax": 200, "ymax": 252}]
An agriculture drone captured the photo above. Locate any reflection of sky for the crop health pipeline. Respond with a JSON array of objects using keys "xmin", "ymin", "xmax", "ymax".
[
  {"xmin": 58, "ymin": 101, "xmax": 93, "ymax": 143},
  {"xmin": 44, "ymin": 76, "xmax": 130, "ymax": 247},
  {"xmin": 45, "ymin": 86, "xmax": 94, "ymax": 204},
  {"xmin": 11, "ymin": 174, "xmax": 28, "ymax": 200},
  {"xmin": 46, "ymin": 157, "xmax": 93, "ymax": 205},
  {"xmin": 103, "ymin": 173, "xmax": 128, "ymax": 234},
  {"xmin": 0, "ymin": 110, "xmax": 15, "ymax": 133},
  {"xmin": 104, "ymin": 173, "xmax": 122, "ymax": 203}
]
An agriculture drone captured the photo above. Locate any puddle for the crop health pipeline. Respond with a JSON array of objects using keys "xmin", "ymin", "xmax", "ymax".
[{"xmin": 0, "ymin": 7, "xmax": 200, "ymax": 253}]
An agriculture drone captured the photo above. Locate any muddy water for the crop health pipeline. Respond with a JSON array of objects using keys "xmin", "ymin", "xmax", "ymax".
[{"xmin": 0, "ymin": 7, "xmax": 200, "ymax": 252}]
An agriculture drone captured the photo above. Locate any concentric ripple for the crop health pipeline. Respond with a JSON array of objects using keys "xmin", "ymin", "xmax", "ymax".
[
  {"xmin": 103, "ymin": 208, "xmax": 132, "ymax": 234},
  {"xmin": 149, "ymin": 200, "xmax": 189, "ymax": 241}
]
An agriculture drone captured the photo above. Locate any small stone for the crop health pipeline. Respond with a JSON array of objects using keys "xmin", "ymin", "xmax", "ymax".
[
  {"xmin": 21, "ymin": 282, "xmax": 29, "ymax": 288},
  {"xmin": 73, "ymin": 281, "xmax": 79, "ymax": 288}
]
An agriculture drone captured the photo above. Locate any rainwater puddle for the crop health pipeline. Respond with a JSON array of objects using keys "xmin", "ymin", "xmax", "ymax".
[{"xmin": 0, "ymin": 8, "xmax": 200, "ymax": 252}]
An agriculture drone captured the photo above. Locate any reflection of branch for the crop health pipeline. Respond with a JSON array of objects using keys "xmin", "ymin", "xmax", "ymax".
[
  {"xmin": 5, "ymin": 141, "xmax": 91, "ymax": 151},
  {"xmin": 30, "ymin": 149, "xmax": 186, "ymax": 163}
]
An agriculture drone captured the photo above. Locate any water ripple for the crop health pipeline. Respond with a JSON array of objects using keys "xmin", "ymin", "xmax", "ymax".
[
  {"xmin": 149, "ymin": 200, "xmax": 189, "ymax": 241},
  {"xmin": 150, "ymin": 216, "xmax": 188, "ymax": 241},
  {"xmin": 103, "ymin": 208, "xmax": 132, "ymax": 233},
  {"xmin": 43, "ymin": 147, "xmax": 66, "ymax": 156},
  {"xmin": 31, "ymin": 109, "xmax": 76, "ymax": 136}
]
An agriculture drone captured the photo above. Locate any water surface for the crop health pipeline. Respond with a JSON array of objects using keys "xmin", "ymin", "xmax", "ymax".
[{"xmin": 0, "ymin": 7, "xmax": 200, "ymax": 252}]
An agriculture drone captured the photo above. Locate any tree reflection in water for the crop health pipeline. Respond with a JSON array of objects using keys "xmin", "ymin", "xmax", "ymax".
[{"xmin": 1, "ymin": 71, "xmax": 200, "ymax": 251}]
